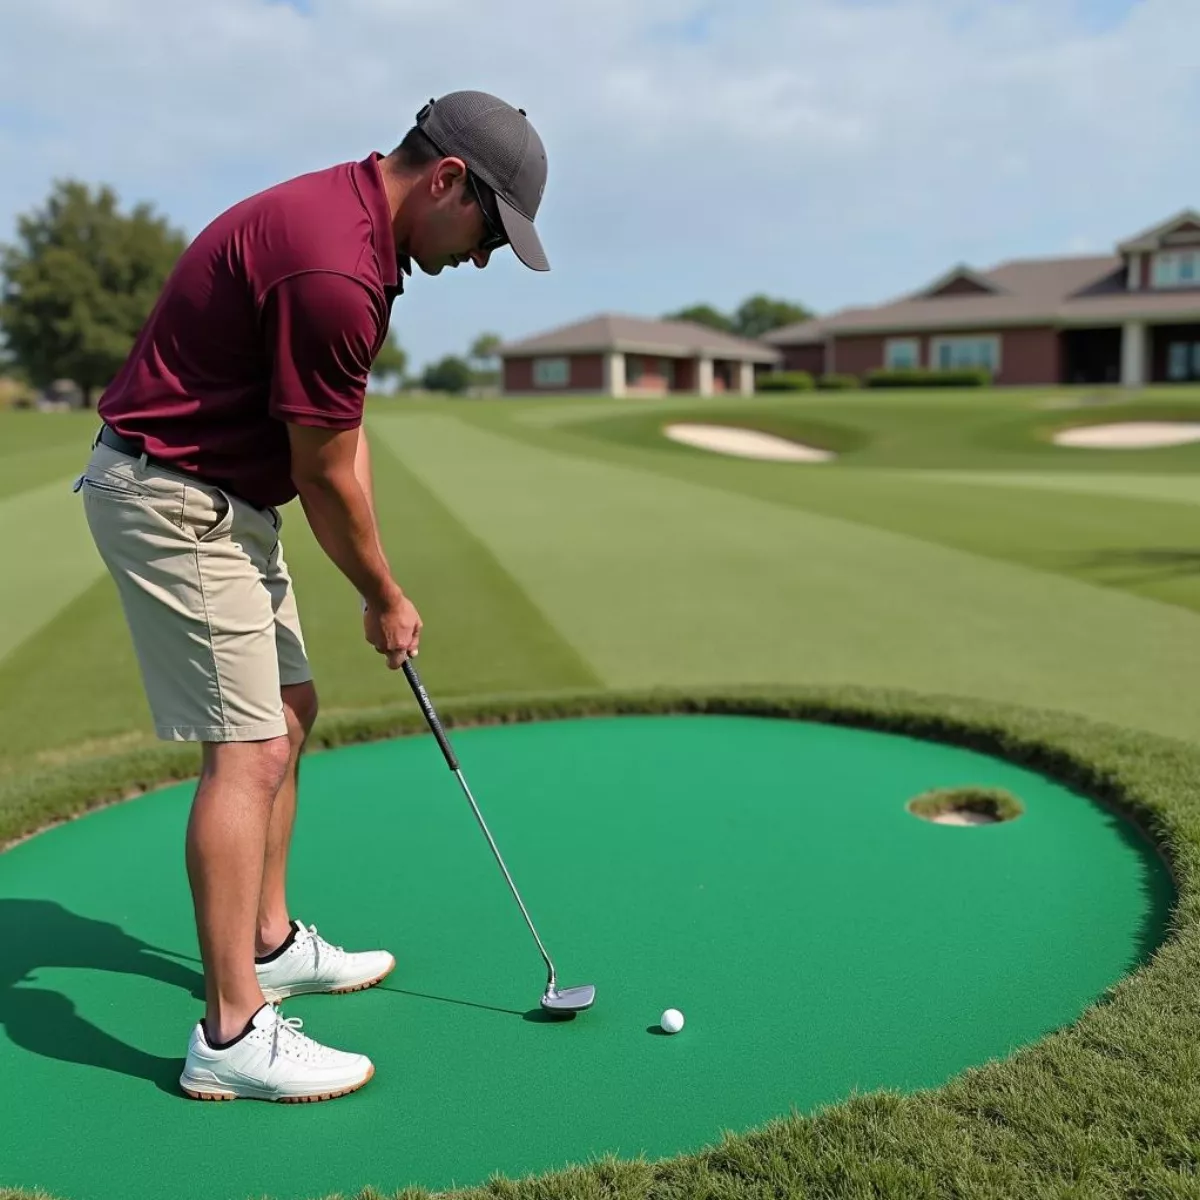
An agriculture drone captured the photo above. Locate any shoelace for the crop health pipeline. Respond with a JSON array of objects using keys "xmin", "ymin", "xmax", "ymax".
[
  {"xmin": 269, "ymin": 1006, "xmax": 306, "ymax": 1065},
  {"xmin": 268, "ymin": 1005, "xmax": 334, "ymax": 1065},
  {"xmin": 301, "ymin": 923, "xmax": 347, "ymax": 975}
]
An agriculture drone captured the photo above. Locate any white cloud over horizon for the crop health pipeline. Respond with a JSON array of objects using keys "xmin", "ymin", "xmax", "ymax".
[{"xmin": 1, "ymin": 0, "xmax": 1197, "ymax": 368}]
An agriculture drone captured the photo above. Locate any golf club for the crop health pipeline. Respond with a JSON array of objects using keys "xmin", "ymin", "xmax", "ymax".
[{"xmin": 401, "ymin": 656, "xmax": 596, "ymax": 1015}]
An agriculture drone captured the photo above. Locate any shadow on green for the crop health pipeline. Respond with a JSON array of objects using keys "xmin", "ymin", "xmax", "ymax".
[{"xmin": 0, "ymin": 899, "xmax": 202, "ymax": 1096}]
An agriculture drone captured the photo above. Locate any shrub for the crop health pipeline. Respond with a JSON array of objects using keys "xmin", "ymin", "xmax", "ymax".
[
  {"xmin": 817, "ymin": 373, "xmax": 859, "ymax": 390},
  {"xmin": 865, "ymin": 367, "xmax": 991, "ymax": 388},
  {"xmin": 0, "ymin": 376, "xmax": 34, "ymax": 409},
  {"xmin": 758, "ymin": 370, "xmax": 815, "ymax": 392},
  {"xmin": 421, "ymin": 355, "xmax": 472, "ymax": 394}
]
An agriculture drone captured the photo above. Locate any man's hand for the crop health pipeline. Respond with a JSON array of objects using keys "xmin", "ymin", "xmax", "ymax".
[{"xmin": 363, "ymin": 592, "xmax": 422, "ymax": 669}]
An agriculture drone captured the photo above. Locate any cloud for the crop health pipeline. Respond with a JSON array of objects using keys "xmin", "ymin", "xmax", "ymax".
[{"xmin": 1, "ymin": 0, "xmax": 1196, "ymax": 367}]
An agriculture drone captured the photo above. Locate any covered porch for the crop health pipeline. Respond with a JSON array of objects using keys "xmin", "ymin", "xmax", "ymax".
[
  {"xmin": 604, "ymin": 352, "xmax": 756, "ymax": 397},
  {"xmin": 1060, "ymin": 320, "xmax": 1200, "ymax": 385}
]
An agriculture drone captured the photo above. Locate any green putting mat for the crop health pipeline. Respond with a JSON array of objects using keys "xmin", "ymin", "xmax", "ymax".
[{"xmin": 0, "ymin": 715, "xmax": 1173, "ymax": 1200}]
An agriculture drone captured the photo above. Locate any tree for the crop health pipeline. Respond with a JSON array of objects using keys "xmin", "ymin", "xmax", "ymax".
[
  {"xmin": 0, "ymin": 180, "xmax": 187, "ymax": 401},
  {"xmin": 421, "ymin": 355, "xmax": 472, "ymax": 394},
  {"xmin": 663, "ymin": 304, "xmax": 736, "ymax": 334},
  {"xmin": 469, "ymin": 332, "xmax": 503, "ymax": 372},
  {"xmin": 371, "ymin": 330, "xmax": 408, "ymax": 392},
  {"xmin": 732, "ymin": 295, "xmax": 813, "ymax": 339},
  {"xmin": 468, "ymin": 331, "xmax": 503, "ymax": 390}
]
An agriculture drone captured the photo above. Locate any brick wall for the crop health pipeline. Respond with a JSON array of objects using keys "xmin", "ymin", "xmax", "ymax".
[{"xmin": 502, "ymin": 353, "xmax": 605, "ymax": 393}]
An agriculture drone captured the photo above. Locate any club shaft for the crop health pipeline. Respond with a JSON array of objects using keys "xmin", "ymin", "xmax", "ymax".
[
  {"xmin": 452, "ymin": 767, "xmax": 557, "ymax": 990},
  {"xmin": 402, "ymin": 658, "xmax": 559, "ymax": 992}
]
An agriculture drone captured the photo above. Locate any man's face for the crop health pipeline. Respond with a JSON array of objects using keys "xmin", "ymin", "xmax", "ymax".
[{"xmin": 408, "ymin": 159, "xmax": 506, "ymax": 276}]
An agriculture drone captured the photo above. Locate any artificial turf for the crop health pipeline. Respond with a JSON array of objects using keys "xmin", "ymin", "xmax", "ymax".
[
  {"xmin": 0, "ymin": 713, "xmax": 1173, "ymax": 1200},
  {"xmin": 4, "ymin": 387, "xmax": 1200, "ymax": 1199}
]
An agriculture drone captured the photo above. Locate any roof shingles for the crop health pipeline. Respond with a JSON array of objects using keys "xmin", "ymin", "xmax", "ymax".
[
  {"xmin": 498, "ymin": 313, "xmax": 781, "ymax": 362},
  {"xmin": 769, "ymin": 252, "xmax": 1200, "ymax": 341}
]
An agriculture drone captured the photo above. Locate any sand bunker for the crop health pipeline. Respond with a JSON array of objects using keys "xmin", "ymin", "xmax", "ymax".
[
  {"xmin": 664, "ymin": 423, "xmax": 835, "ymax": 462},
  {"xmin": 1053, "ymin": 421, "xmax": 1200, "ymax": 449}
]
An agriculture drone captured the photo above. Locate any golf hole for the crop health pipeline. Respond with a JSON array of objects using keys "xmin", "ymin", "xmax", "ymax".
[{"xmin": 906, "ymin": 786, "xmax": 1024, "ymax": 827}]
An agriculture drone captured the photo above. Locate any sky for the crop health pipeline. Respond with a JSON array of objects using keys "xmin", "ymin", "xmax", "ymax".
[{"xmin": 1, "ymin": 0, "xmax": 1197, "ymax": 370}]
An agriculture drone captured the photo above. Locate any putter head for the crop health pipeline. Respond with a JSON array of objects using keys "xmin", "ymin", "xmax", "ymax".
[{"xmin": 541, "ymin": 984, "xmax": 596, "ymax": 1013}]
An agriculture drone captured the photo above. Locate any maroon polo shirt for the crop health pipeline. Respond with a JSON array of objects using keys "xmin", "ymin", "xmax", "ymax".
[{"xmin": 98, "ymin": 153, "xmax": 408, "ymax": 509}]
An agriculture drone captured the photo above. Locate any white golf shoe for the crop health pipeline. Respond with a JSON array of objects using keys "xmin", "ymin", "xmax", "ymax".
[
  {"xmin": 255, "ymin": 919, "xmax": 396, "ymax": 1002},
  {"xmin": 179, "ymin": 1003, "xmax": 374, "ymax": 1103}
]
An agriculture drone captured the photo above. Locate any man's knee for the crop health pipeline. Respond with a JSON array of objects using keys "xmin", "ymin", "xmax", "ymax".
[
  {"xmin": 282, "ymin": 682, "xmax": 319, "ymax": 740},
  {"xmin": 202, "ymin": 735, "xmax": 293, "ymax": 795},
  {"xmin": 257, "ymin": 736, "xmax": 295, "ymax": 791}
]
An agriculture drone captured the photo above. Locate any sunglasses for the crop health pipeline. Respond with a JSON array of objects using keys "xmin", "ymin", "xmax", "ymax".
[{"xmin": 466, "ymin": 172, "xmax": 509, "ymax": 253}]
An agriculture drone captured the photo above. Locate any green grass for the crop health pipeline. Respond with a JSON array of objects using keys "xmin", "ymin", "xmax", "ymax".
[
  {"xmin": 576, "ymin": 402, "xmax": 874, "ymax": 460},
  {"xmin": 0, "ymin": 413, "xmax": 598, "ymax": 779},
  {"xmin": 0, "ymin": 409, "xmax": 99, "ymax": 501},
  {"xmin": 495, "ymin": 389, "xmax": 1200, "ymax": 617},
  {"xmin": 544, "ymin": 385, "xmax": 1200, "ymax": 472},
  {"xmin": 362, "ymin": 407, "xmax": 1200, "ymax": 744},
  {"xmin": 6, "ymin": 388, "xmax": 1200, "ymax": 1199}
]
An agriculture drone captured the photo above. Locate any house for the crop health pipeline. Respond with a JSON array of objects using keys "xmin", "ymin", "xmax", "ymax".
[
  {"xmin": 497, "ymin": 313, "xmax": 781, "ymax": 396},
  {"xmin": 765, "ymin": 211, "xmax": 1200, "ymax": 386}
]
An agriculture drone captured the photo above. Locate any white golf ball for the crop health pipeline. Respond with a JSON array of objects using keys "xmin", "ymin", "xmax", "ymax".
[{"xmin": 660, "ymin": 1008, "xmax": 685, "ymax": 1034}]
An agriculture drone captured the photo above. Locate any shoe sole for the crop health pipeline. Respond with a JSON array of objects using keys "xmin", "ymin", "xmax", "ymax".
[
  {"xmin": 181, "ymin": 1063, "xmax": 375, "ymax": 1103},
  {"xmin": 259, "ymin": 957, "xmax": 396, "ymax": 1003}
]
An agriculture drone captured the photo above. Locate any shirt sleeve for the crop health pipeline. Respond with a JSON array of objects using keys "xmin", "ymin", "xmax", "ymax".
[{"xmin": 263, "ymin": 271, "xmax": 383, "ymax": 428}]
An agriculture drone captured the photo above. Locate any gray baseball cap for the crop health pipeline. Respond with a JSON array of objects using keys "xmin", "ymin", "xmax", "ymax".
[{"xmin": 415, "ymin": 90, "xmax": 550, "ymax": 272}]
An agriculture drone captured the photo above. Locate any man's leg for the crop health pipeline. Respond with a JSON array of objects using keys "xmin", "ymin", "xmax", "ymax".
[
  {"xmin": 81, "ymin": 452, "xmax": 374, "ymax": 1098},
  {"xmin": 248, "ymin": 671, "xmax": 396, "ymax": 1003},
  {"xmin": 256, "ymin": 682, "xmax": 319, "ymax": 957},
  {"xmin": 186, "ymin": 736, "xmax": 293, "ymax": 1045}
]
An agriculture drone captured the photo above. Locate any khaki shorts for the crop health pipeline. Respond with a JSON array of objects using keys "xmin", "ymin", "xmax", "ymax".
[{"xmin": 79, "ymin": 440, "xmax": 312, "ymax": 742}]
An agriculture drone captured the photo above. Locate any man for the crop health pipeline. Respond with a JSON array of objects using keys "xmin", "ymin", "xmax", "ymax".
[{"xmin": 75, "ymin": 90, "xmax": 550, "ymax": 1103}]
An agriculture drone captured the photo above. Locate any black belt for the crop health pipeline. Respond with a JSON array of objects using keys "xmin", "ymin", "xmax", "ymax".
[
  {"xmin": 97, "ymin": 423, "xmax": 142, "ymax": 456},
  {"xmin": 96, "ymin": 423, "xmax": 173, "ymax": 470},
  {"xmin": 95, "ymin": 422, "xmax": 260, "ymax": 510}
]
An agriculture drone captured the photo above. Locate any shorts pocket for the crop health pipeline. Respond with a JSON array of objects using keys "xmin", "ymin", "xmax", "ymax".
[
  {"xmin": 182, "ymin": 484, "xmax": 234, "ymax": 543},
  {"xmin": 81, "ymin": 475, "xmax": 150, "ymax": 501}
]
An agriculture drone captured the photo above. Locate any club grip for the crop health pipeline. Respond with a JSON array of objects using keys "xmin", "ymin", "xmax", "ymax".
[{"xmin": 402, "ymin": 658, "xmax": 460, "ymax": 771}]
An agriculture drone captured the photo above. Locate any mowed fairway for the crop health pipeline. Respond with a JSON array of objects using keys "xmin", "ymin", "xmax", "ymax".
[
  {"xmin": 6, "ymin": 387, "xmax": 1200, "ymax": 785},
  {"xmin": 5, "ymin": 389, "xmax": 1200, "ymax": 1200}
]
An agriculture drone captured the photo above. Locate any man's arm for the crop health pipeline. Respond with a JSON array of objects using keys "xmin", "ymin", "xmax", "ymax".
[
  {"xmin": 353, "ymin": 424, "xmax": 389, "ymax": 611},
  {"xmin": 289, "ymin": 423, "xmax": 401, "ymax": 611},
  {"xmin": 355, "ymin": 425, "xmax": 379, "ymax": 523},
  {"xmin": 264, "ymin": 273, "xmax": 397, "ymax": 607}
]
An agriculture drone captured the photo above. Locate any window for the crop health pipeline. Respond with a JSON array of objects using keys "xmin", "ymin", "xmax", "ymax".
[
  {"xmin": 885, "ymin": 339, "xmax": 920, "ymax": 369},
  {"xmin": 626, "ymin": 356, "xmax": 643, "ymax": 385},
  {"xmin": 931, "ymin": 335, "xmax": 1000, "ymax": 372},
  {"xmin": 1166, "ymin": 341, "xmax": 1200, "ymax": 382},
  {"xmin": 1152, "ymin": 250, "xmax": 1200, "ymax": 288},
  {"xmin": 532, "ymin": 357, "xmax": 569, "ymax": 388}
]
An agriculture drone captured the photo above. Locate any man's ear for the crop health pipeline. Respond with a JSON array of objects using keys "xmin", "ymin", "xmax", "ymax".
[{"xmin": 431, "ymin": 156, "xmax": 468, "ymax": 199}]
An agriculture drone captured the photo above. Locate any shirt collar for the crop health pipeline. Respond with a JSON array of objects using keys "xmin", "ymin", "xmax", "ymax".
[{"xmin": 356, "ymin": 152, "xmax": 411, "ymax": 291}]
